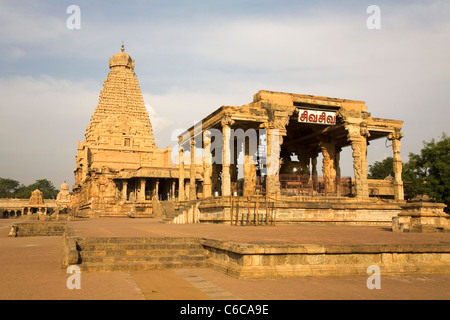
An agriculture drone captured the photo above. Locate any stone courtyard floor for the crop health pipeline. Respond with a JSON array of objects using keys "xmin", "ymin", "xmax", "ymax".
[{"xmin": 0, "ymin": 218, "xmax": 449, "ymax": 301}]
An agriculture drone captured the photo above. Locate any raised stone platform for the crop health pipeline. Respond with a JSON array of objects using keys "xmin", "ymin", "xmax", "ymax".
[
  {"xmin": 5, "ymin": 218, "xmax": 449, "ymax": 279},
  {"xmin": 56, "ymin": 218, "xmax": 450, "ymax": 279},
  {"xmin": 202, "ymin": 239, "xmax": 450, "ymax": 279},
  {"xmin": 393, "ymin": 202, "xmax": 449, "ymax": 233},
  {"xmin": 169, "ymin": 196, "xmax": 403, "ymax": 226},
  {"xmin": 8, "ymin": 221, "xmax": 67, "ymax": 237},
  {"xmin": 62, "ymin": 235, "xmax": 450, "ymax": 279}
]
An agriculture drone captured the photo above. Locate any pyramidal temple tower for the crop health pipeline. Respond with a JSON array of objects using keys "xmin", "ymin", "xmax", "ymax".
[
  {"xmin": 84, "ymin": 44, "xmax": 156, "ymax": 150},
  {"xmin": 72, "ymin": 45, "xmax": 177, "ymax": 218}
]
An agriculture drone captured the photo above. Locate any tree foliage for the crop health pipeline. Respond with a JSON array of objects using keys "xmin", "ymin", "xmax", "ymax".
[
  {"xmin": 368, "ymin": 157, "xmax": 394, "ymax": 179},
  {"xmin": 0, "ymin": 178, "xmax": 21, "ymax": 198},
  {"xmin": 0, "ymin": 178, "xmax": 59, "ymax": 199},
  {"xmin": 403, "ymin": 133, "xmax": 449, "ymax": 209}
]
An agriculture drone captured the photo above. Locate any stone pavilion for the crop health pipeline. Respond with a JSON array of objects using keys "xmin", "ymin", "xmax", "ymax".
[{"xmin": 71, "ymin": 47, "xmax": 447, "ymax": 228}]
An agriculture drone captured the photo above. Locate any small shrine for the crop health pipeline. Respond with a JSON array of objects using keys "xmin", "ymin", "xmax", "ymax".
[{"xmin": 22, "ymin": 189, "xmax": 48, "ymax": 217}]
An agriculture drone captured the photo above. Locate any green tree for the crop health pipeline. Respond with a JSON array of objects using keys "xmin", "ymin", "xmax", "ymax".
[
  {"xmin": 0, "ymin": 178, "xmax": 22, "ymax": 198},
  {"xmin": 403, "ymin": 133, "xmax": 449, "ymax": 211},
  {"xmin": 15, "ymin": 179, "xmax": 59, "ymax": 199},
  {"xmin": 368, "ymin": 157, "xmax": 395, "ymax": 179}
]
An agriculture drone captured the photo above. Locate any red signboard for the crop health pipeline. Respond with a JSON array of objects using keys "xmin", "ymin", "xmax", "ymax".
[{"xmin": 298, "ymin": 109, "xmax": 336, "ymax": 125}]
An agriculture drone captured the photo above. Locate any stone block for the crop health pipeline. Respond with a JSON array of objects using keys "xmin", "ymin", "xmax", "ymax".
[{"xmin": 393, "ymin": 202, "xmax": 449, "ymax": 232}]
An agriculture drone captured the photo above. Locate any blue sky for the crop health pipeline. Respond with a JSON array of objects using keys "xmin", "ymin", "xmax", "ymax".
[{"xmin": 0, "ymin": 0, "xmax": 449, "ymax": 189}]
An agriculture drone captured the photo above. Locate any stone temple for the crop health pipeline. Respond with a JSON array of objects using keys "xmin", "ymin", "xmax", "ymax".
[
  {"xmin": 2, "ymin": 46, "xmax": 448, "ymax": 289},
  {"xmin": 70, "ymin": 46, "xmax": 448, "ymax": 230},
  {"xmin": 72, "ymin": 45, "xmax": 176, "ymax": 217}
]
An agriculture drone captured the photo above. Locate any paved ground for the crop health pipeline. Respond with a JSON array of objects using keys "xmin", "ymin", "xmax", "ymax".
[
  {"xmin": 68, "ymin": 217, "xmax": 450, "ymax": 245},
  {"xmin": 1, "ymin": 218, "xmax": 449, "ymax": 302}
]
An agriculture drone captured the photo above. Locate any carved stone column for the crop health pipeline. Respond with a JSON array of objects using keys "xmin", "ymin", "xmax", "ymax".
[
  {"xmin": 350, "ymin": 138, "xmax": 363, "ymax": 198},
  {"xmin": 335, "ymin": 146, "xmax": 342, "ymax": 196},
  {"xmin": 178, "ymin": 146, "xmax": 185, "ymax": 201},
  {"xmin": 243, "ymin": 136, "xmax": 257, "ymax": 196},
  {"xmin": 388, "ymin": 129, "xmax": 404, "ymax": 201},
  {"xmin": 360, "ymin": 124, "xmax": 370, "ymax": 198},
  {"xmin": 347, "ymin": 123, "xmax": 370, "ymax": 199},
  {"xmin": 221, "ymin": 117, "xmax": 234, "ymax": 197},
  {"xmin": 320, "ymin": 141, "xmax": 337, "ymax": 195},
  {"xmin": 189, "ymin": 138, "xmax": 197, "ymax": 200},
  {"xmin": 265, "ymin": 126, "xmax": 282, "ymax": 196},
  {"xmin": 230, "ymin": 135, "xmax": 239, "ymax": 194},
  {"xmin": 122, "ymin": 180, "xmax": 128, "ymax": 201},
  {"xmin": 185, "ymin": 181, "xmax": 190, "ymax": 199},
  {"xmin": 139, "ymin": 178, "xmax": 146, "ymax": 202},
  {"xmin": 171, "ymin": 181, "xmax": 176, "ymax": 200},
  {"xmin": 155, "ymin": 179, "xmax": 160, "ymax": 200},
  {"xmin": 203, "ymin": 131, "xmax": 212, "ymax": 198}
]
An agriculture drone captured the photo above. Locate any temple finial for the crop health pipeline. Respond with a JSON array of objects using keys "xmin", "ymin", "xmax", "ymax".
[{"xmin": 121, "ymin": 42, "xmax": 124, "ymax": 52}]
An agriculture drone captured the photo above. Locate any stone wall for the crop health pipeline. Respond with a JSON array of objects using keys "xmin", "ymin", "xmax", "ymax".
[
  {"xmin": 1, "ymin": 198, "xmax": 58, "ymax": 218},
  {"xmin": 393, "ymin": 202, "xmax": 449, "ymax": 233},
  {"xmin": 9, "ymin": 222, "xmax": 67, "ymax": 237},
  {"xmin": 202, "ymin": 239, "xmax": 450, "ymax": 278},
  {"xmin": 181, "ymin": 196, "xmax": 403, "ymax": 226}
]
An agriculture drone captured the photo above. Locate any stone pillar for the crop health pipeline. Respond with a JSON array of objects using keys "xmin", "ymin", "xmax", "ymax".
[
  {"xmin": 230, "ymin": 136, "xmax": 238, "ymax": 194},
  {"xmin": 139, "ymin": 178, "xmax": 146, "ymax": 201},
  {"xmin": 185, "ymin": 181, "xmax": 190, "ymax": 199},
  {"xmin": 350, "ymin": 138, "xmax": 366, "ymax": 199},
  {"xmin": 155, "ymin": 179, "xmax": 160, "ymax": 200},
  {"xmin": 320, "ymin": 141, "xmax": 337, "ymax": 195},
  {"xmin": 178, "ymin": 146, "xmax": 185, "ymax": 201},
  {"xmin": 221, "ymin": 117, "xmax": 234, "ymax": 197},
  {"xmin": 347, "ymin": 123, "xmax": 370, "ymax": 199},
  {"xmin": 243, "ymin": 136, "xmax": 257, "ymax": 196},
  {"xmin": 361, "ymin": 125, "xmax": 370, "ymax": 198},
  {"xmin": 388, "ymin": 129, "xmax": 404, "ymax": 201},
  {"xmin": 122, "ymin": 180, "xmax": 128, "ymax": 201},
  {"xmin": 335, "ymin": 146, "xmax": 342, "ymax": 196},
  {"xmin": 171, "ymin": 181, "xmax": 176, "ymax": 200},
  {"xmin": 189, "ymin": 137, "xmax": 197, "ymax": 200},
  {"xmin": 203, "ymin": 131, "xmax": 212, "ymax": 198},
  {"xmin": 265, "ymin": 126, "xmax": 282, "ymax": 196}
]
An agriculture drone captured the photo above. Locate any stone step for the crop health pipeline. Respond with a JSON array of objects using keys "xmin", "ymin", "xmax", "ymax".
[
  {"xmin": 76, "ymin": 237, "xmax": 200, "ymax": 245},
  {"xmin": 77, "ymin": 242, "xmax": 203, "ymax": 251},
  {"xmin": 80, "ymin": 254, "xmax": 206, "ymax": 264},
  {"xmin": 17, "ymin": 227, "xmax": 65, "ymax": 230},
  {"xmin": 79, "ymin": 259, "xmax": 206, "ymax": 272},
  {"xmin": 160, "ymin": 201, "xmax": 176, "ymax": 215},
  {"xmin": 17, "ymin": 232, "xmax": 64, "ymax": 237},
  {"xmin": 161, "ymin": 205, "xmax": 191, "ymax": 224},
  {"xmin": 12, "ymin": 222, "xmax": 67, "ymax": 237},
  {"xmin": 79, "ymin": 248, "xmax": 205, "ymax": 258},
  {"xmin": 74, "ymin": 236, "xmax": 208, "ymax": 272}
]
